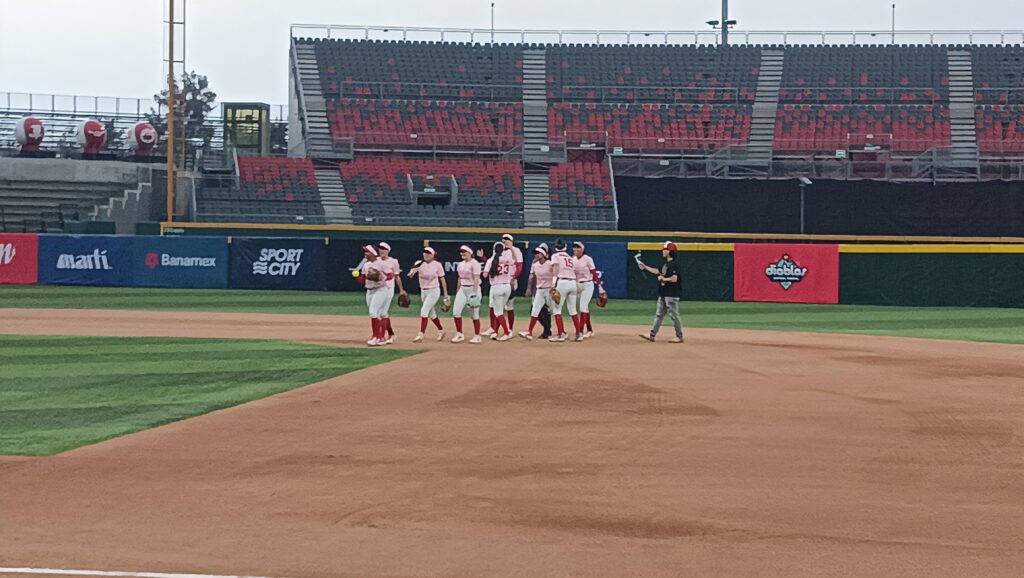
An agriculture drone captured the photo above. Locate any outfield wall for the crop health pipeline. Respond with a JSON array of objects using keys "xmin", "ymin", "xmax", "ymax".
[{"xmin": 3, "ymin": 233, "xmax": 1023, "ymax": 308}]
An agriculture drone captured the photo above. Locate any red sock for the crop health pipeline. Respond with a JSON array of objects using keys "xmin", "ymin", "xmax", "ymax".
[
  {"xmin": 507, "ymin": 310, "xmax": 515, "ymax": 330},
  {"xmin": 489, "ymin": 310, "xmax": 497, "ymax": 332},
  {"xmin": 472, "ymin": 319, "xmax": 481, "ymax": 334},
  {"xmin": 432, "ymin": 317, "xmax": 443, "ymax": 330},
  {"xmin": 420, "ymin": 317, "xmax": 428, "ymax": 333},
  {"xmin": 370, "ymin": 318, "xmax": 379, "ymax": 340},
  {"xmin": 572, "ymin": 314, "xmax": 582, "ymax": 334},
  {"xmin": 585, "ymin": 312, "xmax": 593, "ymax": 331},
  {"xmin": 455, "ymin": 317, "xmax": 463, "ymax": 333},
  {"xmin": 385, "ymin": 318, "xmax": 395, "ymax": 337},
  {"xmin": 555, "ymin": 315, "xmax": 565, "ymax": 335},
  {"xmin": 497, "ymin": 316, "xmax": 509, "ymax": 336},
  {"xmin": 528, "ymin": 316, "xmax": 538, "ymax": 332}
]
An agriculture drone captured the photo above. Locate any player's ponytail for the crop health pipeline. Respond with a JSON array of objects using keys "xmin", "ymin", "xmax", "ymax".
[{"xmin": 489, "ymin": 242, "xmax": 504, "ymax": 278}]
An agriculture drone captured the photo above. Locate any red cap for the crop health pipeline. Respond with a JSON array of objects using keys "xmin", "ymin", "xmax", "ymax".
[{"xmin": 663, "ymin": 241, "xmax": 677, "ymax": 252}]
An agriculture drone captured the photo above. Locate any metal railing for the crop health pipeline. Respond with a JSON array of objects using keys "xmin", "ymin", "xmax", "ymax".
[
  {"xmin": 554, "ymin": 86, "xmax": 745, "ymax": 103},
  {"xmin": 332, "ymin": 81, "xmax": 522, "ymax": 102},
  {"xmin": 778, "ymin": 86, "xmax": 949, "ymax": 105},
  {"xmin": 0, "ymin": 92, "xmax": 287, "ymax": 123},
  {"xmin": 292, "ymin": 24, "xmax": 1024, "ymax": 46}
]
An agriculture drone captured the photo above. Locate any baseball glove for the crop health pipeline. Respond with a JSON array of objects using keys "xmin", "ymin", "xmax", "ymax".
[
  {"xmin": 365, "ymin": 268, "xmax": 383, "ymax": 282},
  {"xmin": 596, "ymin": 292, "xmax": 609, "ymax": 308},
  {"xmin": 468, "ymin": 292, "xmax": 482, "ymax": 307},
  {"xmin": 397, "ymin": 292, "xmax": 411, "ymax": 308},
  {"xmin": 441, "ymin": 296, "xmax": 452, "ymax": 312},
  {"xmin": 550, "ymin": 288, "xmax": 562, "ymax": 305}
]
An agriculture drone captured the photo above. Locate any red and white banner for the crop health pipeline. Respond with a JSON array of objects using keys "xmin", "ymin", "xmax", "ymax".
[
  {"xmin": 734, "ymin": 243, "xmax": 839, "ymax": 304},
  {"xmin": 0, "ymin": 233, "xmax": 40, "ymax": 285}
]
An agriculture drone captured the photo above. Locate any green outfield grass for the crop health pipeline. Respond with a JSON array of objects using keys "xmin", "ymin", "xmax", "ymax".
[
  {"xmin": 0, "ymin": 335, "xmax": 414, "ymax": 456},
  {"xmin": 2, "ymin": 286, "xmax": 1024, "ymax": 344}
]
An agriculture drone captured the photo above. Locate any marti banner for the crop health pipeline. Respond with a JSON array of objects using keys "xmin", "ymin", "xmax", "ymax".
[
  {"xmin": 0, "ymin": 233, "xmax": 39, "ymax": 285},
  {"xmin": 734, "ymin": 244, "xmax": 839, "ymax": 304}
]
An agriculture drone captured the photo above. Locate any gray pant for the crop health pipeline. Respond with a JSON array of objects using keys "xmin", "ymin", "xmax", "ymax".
[{"xmin": 651, "ymin": 296, "xmax": 682, "ymax": 338}]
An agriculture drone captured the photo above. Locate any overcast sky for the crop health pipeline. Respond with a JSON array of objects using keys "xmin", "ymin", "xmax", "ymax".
[{"xmin": 1, "ymin": 0, "xmax": 1021, "ymax": 109}]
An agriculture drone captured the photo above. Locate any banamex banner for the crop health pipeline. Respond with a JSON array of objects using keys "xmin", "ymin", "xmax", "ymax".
[
  {"xmin": 37, "ymin": 235, "xmax": 134, "ymax": 286},
  {"xmin": 0, "ymin": 233, "xmax": 39, "ymax": 285},
  {"xmin": 229, "ymin": 237, "xmax": 327, "ymax": 290},
  {"xmin": 133, "ymin": 236, "xmax": 228, "ymax": 288},
  {"xmin": 734, "ymin": 243, "xmax": 839, "ymax": 304}
]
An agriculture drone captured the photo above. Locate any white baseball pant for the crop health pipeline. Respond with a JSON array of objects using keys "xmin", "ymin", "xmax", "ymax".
[
  {"xmin": 577, "ymin": 280, "xmax": 595, "ymax": 313},
  {"xmin": 489, "ymin": 283, "xmax": 512, "ymax": 315},
  {"xmin": 381, "ymin": 285, "xmax": 395, "ymax": 318},
  {"xmin": 530, "ymin": 288, "xmax": 555, "ymax": 316},
  {"xmin": 453, "ymin": 286, "xmax": 481, "ymax": 319},
  {"xmin": 420, "ymin": 287, "xmax": 441, "ymax": 319},
  {"xmin": 366, "ymin": 287, "xmax": 390, "ymax": 318},
  {"xmin": 554, "ymin": 278, "xmax": 579, "ymax": 316}
]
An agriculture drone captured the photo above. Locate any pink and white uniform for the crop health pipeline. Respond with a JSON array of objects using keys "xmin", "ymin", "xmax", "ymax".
[
  {"xmin": 529, "ymin": 258, "xmax": 556, "ymax": 316},
  {"xmin": 417, "ymin": 260, "xmax": 444, "ymax": 290},
  {"xmin": 453, "ymin": 259, "xmax": 482, "ymax": 320},
  {"xmin": 362, "ymin": 260, "xmax": 389, "ymax": 318},
  {"xmin": 551, "ymin": 250, "xmax": 579, "ymax": 317},
  {"xmin": 485, "ymin": 251, "xmax": 515, "ymax": 315},
  {"xmin": 574, "ymin": 253, "xmax": 598, "ymax": 313}
]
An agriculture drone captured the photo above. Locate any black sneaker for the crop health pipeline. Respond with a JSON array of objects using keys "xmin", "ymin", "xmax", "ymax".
[{"xmin": 639, "ymin": 334, "xmax": 655, "ymax": 342}]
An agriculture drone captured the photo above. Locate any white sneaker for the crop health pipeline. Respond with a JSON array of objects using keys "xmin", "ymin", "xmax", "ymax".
[
  {"xmin": 451, "ymin": 333, "xmax": 465, "ymax": 343},
  {"xmin": 384, "ymin": 336, "xmax": 395, "ymax": 345},
  {"xmin": 574, "ymin": 334, "xmax": 584, "ymax": 342},
  {"xmin": 470, "ymin": 335, "xmax": 483, "ymax": 344},
  {"xmin": 518, "ymin": 331, "xmax": 533, "ymax": 341},
  {"xmin": 497, "ymin": 333, "xmax": 512, "ymax": 342},
  {"xmin": 583, "ymin": 331, "xmax": 594, "ymax": 339},
  {"xmin": 490, "ymin": 333, "xmax": 498, "ymax": 341},
  {"xmin": 413, "ymin": 333, "xmax": 424, "ymax": 343},
  {"xmin": 481, "ymin": 328, "xmax": 495, "ymax": 337},
  {"xmin": 367, "ymin": 338, "xmax": 380, "ymax": 347},
  {"xmin": 557, "ymin": 334, "xmax": 567, "ymax": 342},
  {"xmin": 548, "ymin": 335, "xmax": 561, "ymax": 342},
  {"xmin": 436, "ymin": 330, "xmax": 446, "ymax": 342}
]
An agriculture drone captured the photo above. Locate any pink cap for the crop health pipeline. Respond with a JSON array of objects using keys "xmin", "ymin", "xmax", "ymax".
[
  {"xmin": 534, "ymin": 246, "xmax": 548, "ymax": 257},
  {"xmin": 362, "ymin": 245, "xmax": 378, "ymax": 256},
  {"xmin": 573, "ymin": 241, "xmax": 585, "ymax": 251},
  {"xmin": 502, "ymin": 233, "xmax": 514, "ymax": 241},
  {"xmin": 423, "ymin": 246, "xmax": 436, "ymax": 256},
  {"xmin": 377, "ymin": 242, "xmax": 391, "ymax": 251},
  {"xmin": 459, "ymin": 245, "xmax": 472, "ymax": 254}
]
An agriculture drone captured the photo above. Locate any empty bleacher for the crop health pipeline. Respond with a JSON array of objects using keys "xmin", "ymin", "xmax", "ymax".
[
  {"xmin": 774, "ymin": 104, "xmax": 950, "ymax": 154},
  {"xmin": 339, "ymin": 158, "xmax": 523, "ymax": 226},
  {"xmin": 972, "ymin": 46, "xmax": 1024, "ymax": 104},
  {"xmin": 549, "ymin": 162, "xmax": 615, "ymax": 228},
  {"xmin": 196, "ymin": 157, "xmax": 325, "ymax": 224},
  {"xmin": 325, "ymin": 98, "xmax": 522, "ymax": 149},
  {"xmin": 975, "ymin": 105, "xmax": 1024, "ymax": 154},
  {"xmin": 550, "ymin": 103, "xmax": 751, "ymax": 150}
]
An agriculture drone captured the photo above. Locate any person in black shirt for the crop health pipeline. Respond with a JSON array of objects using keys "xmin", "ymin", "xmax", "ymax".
[{"xmin": 636, "ymin": 241, "xmax": 684, "ymax": 343}]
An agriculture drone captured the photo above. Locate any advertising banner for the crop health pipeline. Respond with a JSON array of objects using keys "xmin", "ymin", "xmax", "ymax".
[
  {"xmin": 0, "ymin": 233, "xmax": 39, "ymax": 285},
  {"xmin": 37, "ymin": 235, "xmax": 134, "ymax": 286},
  {"xmin": 133, "ymin": 236, "xmax": 229, "ymax": 289},
  {"xmin": 229, "ymin": 237, "xmax": 327, "ymax": 290},
  {"xmin": 734, "ymin": 243, "xmax": 839, "ymax": 304}
]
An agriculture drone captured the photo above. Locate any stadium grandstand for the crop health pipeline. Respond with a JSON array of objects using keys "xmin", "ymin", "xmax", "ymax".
[{"xmin": 3, "ymin": 26, "xmax": 1024, "ymax": 234}]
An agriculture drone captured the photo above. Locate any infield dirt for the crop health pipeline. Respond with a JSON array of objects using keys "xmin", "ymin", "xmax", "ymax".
[{"xmin": 0, "ymin": 308, "xmax": 1022, "ymax": 577}]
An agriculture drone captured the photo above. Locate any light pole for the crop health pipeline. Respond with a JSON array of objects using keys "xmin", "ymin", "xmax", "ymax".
[
  {"xmin": 706, "ymin": 1, "xmax": 737, "ymax": 46},
  {"xmin": 798, "ymin": 177, "xmax": 812, "ymax": 234},
  {"xmin": 490, "ymin": 2, "xmax": 495, "ymax": 45}
]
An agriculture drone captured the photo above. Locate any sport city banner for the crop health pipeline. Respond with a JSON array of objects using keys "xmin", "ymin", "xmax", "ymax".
[
  {"xmin": 37, "ymin": 234, "xmax": 134, "ymax": 287},
  {"xmin": 734, "ymin": 243, "xmax": 839, "ymax": 304},
  {"xmin": 229, "ymin": 237, "xmax": 327, "ymax": 290},
  {"xmin": 0, "ymin": 233, "xmax": 39, "ymax": 285},
  {"xmin": 133, "ymin": 236, "xmax": 228, "ymax": 289}
]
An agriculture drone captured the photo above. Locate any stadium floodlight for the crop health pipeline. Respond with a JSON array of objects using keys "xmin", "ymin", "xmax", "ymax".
[
  {"xmin": 799, "ymin": 177, "xmax": 813, "ymax": 186},
  {"xmin": 706, "ymin": 20, "xmax": 720, "ymax": 27}
]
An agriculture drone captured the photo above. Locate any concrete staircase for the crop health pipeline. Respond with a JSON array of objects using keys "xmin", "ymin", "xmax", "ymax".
[
  {"xmin": 946, "ymin": 49, "xmax": 980, "ymax": 176},
  {"xmin": 292, "ymin": 42, "xmax": 341, "ymax": 159},
  {"xmin": 521, "ymin": 49, "xmax": 561, "ymax": 163},
  {"xmin": 747, "ymin": 49, "xmax": 784, "ymax": 164},
  {"xmin": 522, "ymin": 170, "xmax": 551, "ymax": 228},
  {"xmin": 314, "ymin": 164, "xmax": 353, "ymax": 224}
]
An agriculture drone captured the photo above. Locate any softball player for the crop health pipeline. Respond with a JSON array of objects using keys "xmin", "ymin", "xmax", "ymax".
[
  {"xmin": 549, "ymin": 239, "xmax": 582, "ymax": 342},
  {"xmin": 407, "ymin": 246, "xmax": 448, "ymax": 342},
  {"xmin": 573, "ymin": 241, "xmax": 605, "ymax": 339},
  {"xmin": 501, "ymin": 233, "xmax": 524, "ymax": 331},
  {"xmin": 376, "ymin": 242, "xmax": 408, "ymax": 345},
  {"xmin": 518, "ymin": 244, "xmax": 555, "ymax": 340},
  {"xmin": 451, "ymin": 245, "xmax": 483, "ymax": 344},
  {"xmin": 483, "ymin": 242, "xmax": 514, "ymax": 342},
  {"xmin": 359, "ymin": 245, "xmax": 390, "ymax": 347}
]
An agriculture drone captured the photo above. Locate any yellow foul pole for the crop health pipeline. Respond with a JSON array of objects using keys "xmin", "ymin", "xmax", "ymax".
[{"xmin": 166, "ymin": 0, "xmax": 176, "ymax": 224}]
